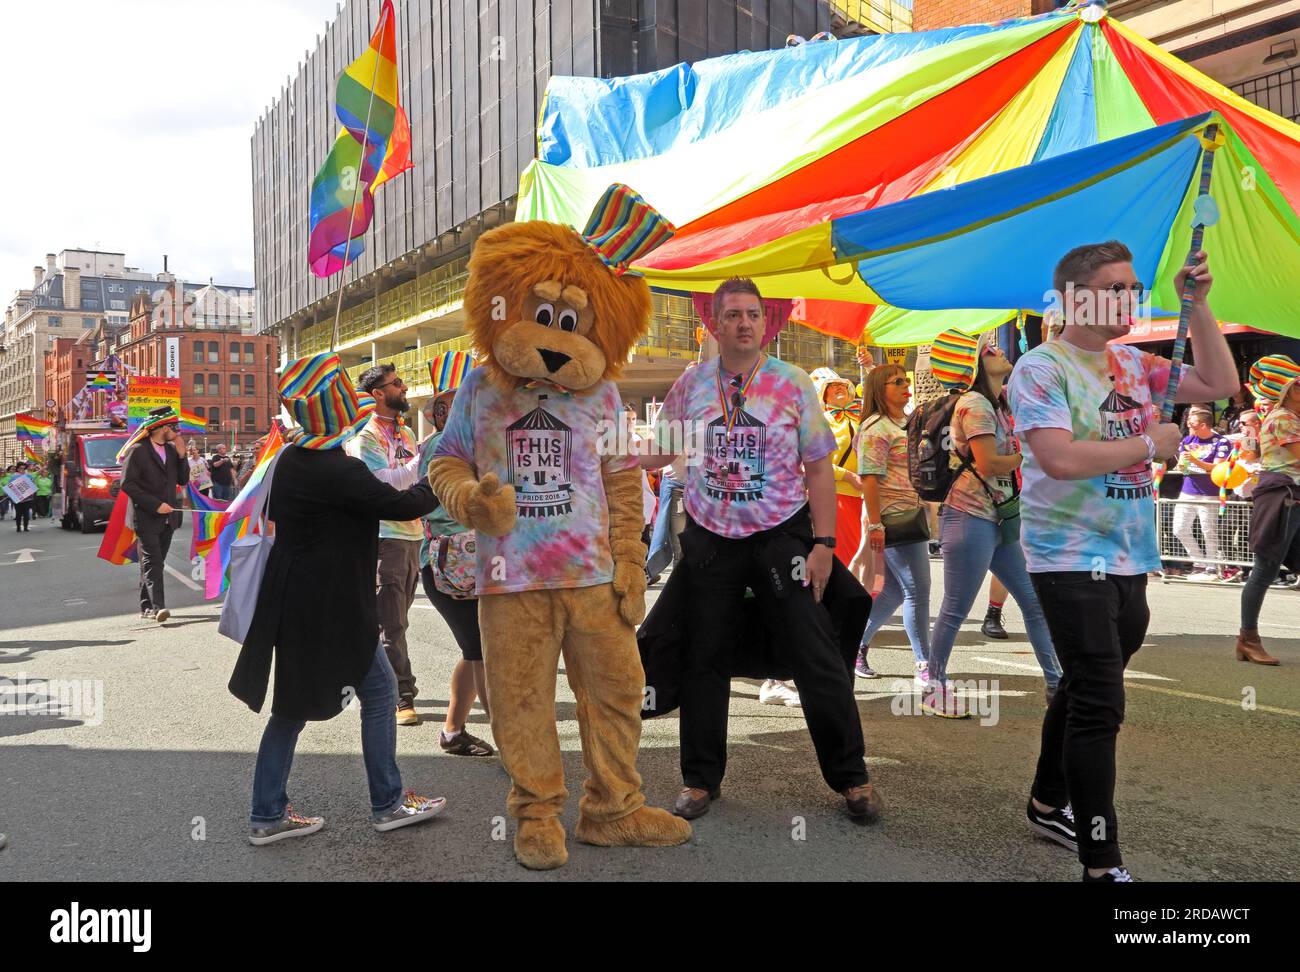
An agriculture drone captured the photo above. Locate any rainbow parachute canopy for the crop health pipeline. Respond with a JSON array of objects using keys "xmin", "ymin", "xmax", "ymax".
[{"xmin": 519, "ymin": 3, "xmax": 1300, "ymax": 346}]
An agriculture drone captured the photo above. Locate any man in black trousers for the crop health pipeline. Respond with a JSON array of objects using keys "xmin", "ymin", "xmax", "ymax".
[{"xmin": 120, "ymin": 407, "xmax": 188, "ymax": 622}]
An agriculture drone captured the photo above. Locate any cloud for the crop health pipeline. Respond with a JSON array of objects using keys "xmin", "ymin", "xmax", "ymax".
[{"xmin": 0, "ymin": 0, "xmax": 342, "ymax": 304}]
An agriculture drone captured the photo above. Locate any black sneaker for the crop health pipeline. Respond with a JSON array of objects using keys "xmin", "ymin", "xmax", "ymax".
[
  {"xmin": 1026, "ymin": 797, "xmax": 1077, "ymax": 851},
  {"xmin": 1083, "ymin": 866, "xmax": 1133, "ymax": 882},
  {"xmin": 140, "ymin": 608, "xmax": 156, "ymax": 620},
  {"xmin": 981, "ymin": 607, "xmax": 1008, "ymax": 639},
  {"xmin": 928, "ymin": 540, "xmax": 942, "ymax": 559}
]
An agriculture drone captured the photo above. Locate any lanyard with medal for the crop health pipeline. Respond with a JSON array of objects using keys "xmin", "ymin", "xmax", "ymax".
[{"xmin": 715, "ymin": 355, "xmax": 764, "ymax": 434}]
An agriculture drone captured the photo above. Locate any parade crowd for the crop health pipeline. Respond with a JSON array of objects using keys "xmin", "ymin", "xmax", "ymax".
[{"xmin": 107, "ymin": 239, "xmax": 1300, "ymax": 882}]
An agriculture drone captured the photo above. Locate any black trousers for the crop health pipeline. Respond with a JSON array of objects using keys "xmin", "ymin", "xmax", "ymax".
[
  {"xmin": 13, "ymin": 500, "xmax": 33, "ymax": 530},
  {"xmin": 1030, "ymin": 571, "xmax": 1150, "ymax": 869},
  {"xmin": 678, "ymin": 519, "xmax": 868, "ymax": 794},
  {"xmin": 137, "ymin": 522, "xmax": 175, "ymax": 612}
]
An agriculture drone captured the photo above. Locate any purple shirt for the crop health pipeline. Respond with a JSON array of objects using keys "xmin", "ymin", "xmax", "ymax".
[
  {"xmin": 1177, "ymin": 432, "xmax": 1232, "ymax": 496},
  {"xmin": 152, "ymin": 443, "xmax": 168, "ymax": 466}
]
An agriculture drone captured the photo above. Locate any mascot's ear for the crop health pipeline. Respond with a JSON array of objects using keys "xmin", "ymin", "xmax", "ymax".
[{"xmin": 578, "ymin": 184, "xmax": 676, "ymax": 276}]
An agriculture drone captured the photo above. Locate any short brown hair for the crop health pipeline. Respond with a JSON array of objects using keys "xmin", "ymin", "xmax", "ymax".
[
  {"xmin": 711, "ymin": 276, "xmax": 763, "ymax": 321},
  {"xmin": 1053, "ymin": 241, "xmax": 1133, "ymax": 296}
]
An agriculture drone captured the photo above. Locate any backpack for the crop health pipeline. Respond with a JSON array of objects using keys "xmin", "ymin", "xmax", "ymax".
[{"xmin": 904, "ymin": 391, "xmax": 979, "ymax": 503}]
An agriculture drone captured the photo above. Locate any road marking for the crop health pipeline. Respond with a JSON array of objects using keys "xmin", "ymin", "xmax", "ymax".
[
  {"xmin": 164, "ymin": 564, "xmax": 201, "ymax": 591},
  {"xmin": 5, "ymin": 548, "xmax": 42, "ymax": 564},
  {"xmin": 1126, "ymin": 682, "xmax": 1300, "ymax": 718},
  {"xmin": 971, "ymin": 656, "xmax": 1173, "ymax": 682}
]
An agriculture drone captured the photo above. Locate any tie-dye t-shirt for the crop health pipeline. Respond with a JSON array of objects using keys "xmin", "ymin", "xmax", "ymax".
[
  {"xmin": 433, "ymin": 367, "xmax": 637, "ymax": 595},
  {"xmin": 947, "ymin": 392, "xmax": 1017, "ymax": 522},
  {"xmin": 1261, "ymin": 406, "xmax": 1300, "ymax": 482},
  {"xmin": 1008, "ymin": 340, "xmax": 1174, "ymax": 576},
  {"xmin": 653, "ymin": 355, "xmax": 835, "ymax": 539},
  {"xmin": 857, "ymin": 414, "xmax": 920, "ymax": 514}
]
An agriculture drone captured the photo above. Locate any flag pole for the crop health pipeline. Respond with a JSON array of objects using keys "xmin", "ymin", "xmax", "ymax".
[
  {"xmin": 328, "ymin": 13, "xmax": 390, "ymax": 354},
  {"xmin": 1160, "ymin": 121, "xmax": 1221, "ymax": 422}
]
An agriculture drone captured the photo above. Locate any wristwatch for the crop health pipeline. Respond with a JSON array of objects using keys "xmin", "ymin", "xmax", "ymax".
[{"xmin": 813, "ymin": 536, "xmax": 837, "ymax": 549}]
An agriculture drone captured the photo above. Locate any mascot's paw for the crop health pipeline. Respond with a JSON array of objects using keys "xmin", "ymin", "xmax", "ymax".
[
  {"xmin": 514, "ymin": 817, "xmax": 568, "ymax": 870},
  {"xmin": 612, "ymin": 561, "xmax": 647, "ymax": 627},
  {"xmin": 575, "ymin": 805, "xmax": 692, "ymax": 848},
  {"xmin": 467, "ymin": 473, "xmax": 517, "ymax": 537}
]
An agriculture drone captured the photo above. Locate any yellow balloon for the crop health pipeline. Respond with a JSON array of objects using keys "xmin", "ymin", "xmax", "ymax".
[{"xmin": 1211, "ymin": 460, "xmax": 1248, "ymax": 489}]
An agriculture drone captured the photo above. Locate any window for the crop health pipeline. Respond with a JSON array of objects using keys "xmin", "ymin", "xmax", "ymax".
[
  {"xmin": 243, "ymin": 342, "xmax": 254, "ymax": 364},
  {"xmin": 48, "ymin": 316, "xmax": 61, "ymax": 327},
  {"xmin": 110, "ymin": 300, "xmax": 126, "ymax": 310},
  {"xmin": 84, "ymin": 317, "xmax": 95, "ymax": 328},
  {"xmin": 194, "ymin": 406, "xmax": 205, "ymax": 420},
  {"xmin": 229, "ymin": 407, "xmax": 241, "ymax": 428},
  {"xmin": 207, "ymin": 342, "xmax": 218, "ymax": 363},
  {"xmin": 194, "ymin": 374, "xmax": 205, "ymax": 395},
  {"xmin": 244, "ymin": 409, "xmax": 256, "ymax": 430},
  {"xmin": 230, "ymin": 374, "xmax": 240, "ymax": 396},
  {"xmin": 208, "ymin": 407, "xmax": 220, "ymax": 429},
  {"xmin": 208, "ymin": 375, "xmax": 219, "ymax": 396},
  {"xmin": 244, "ymin": 374, "xmax": 255, "ymax": 396},
  {"xmin": 193, "ymin": 340, "xmax": 204, "ymax": 363},
  {"xmin": 229, "ymin": 343, "xmax": 240, "ymax": 364}
]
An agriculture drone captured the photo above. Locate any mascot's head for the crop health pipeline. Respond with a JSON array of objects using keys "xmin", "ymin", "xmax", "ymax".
[{"xmin": 463, "ymin": 184, "xmax": 674, "ymax": 392}]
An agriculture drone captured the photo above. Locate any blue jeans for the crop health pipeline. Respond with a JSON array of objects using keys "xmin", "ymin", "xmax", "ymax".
[
  {"xmin": 860, "ymin": 539, "xmax": 931, "ymax": 663},
  {"xmin": 646, "ymin": 475, "xmax": 684, "ymax": 577},
  {"xmin": 212, "ymin": 483, "xmax": 237, "ymax": 502},
  {"xmin": 249, "ymin": 645, "xmax": 404, "ymax": 825},
  {"xmin": 929, "ymin": 507, "xmax": 1061, "ymax": 689},
  {"xmin": 1240, "ymin": 504, "xmax": 1300, "ymax": 629}
]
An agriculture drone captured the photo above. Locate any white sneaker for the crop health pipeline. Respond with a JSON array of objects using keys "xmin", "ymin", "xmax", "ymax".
[
  {"xmin": 914, "ymin": 662, "xmax": 931, "ymax": 690},
  {"xmin": 1186, "ymin": 570, "xmax": 1218, "ymax": 583},
  {"xmin": 758, "ymin": 679, "xmax": 801, "ymax": 707}
]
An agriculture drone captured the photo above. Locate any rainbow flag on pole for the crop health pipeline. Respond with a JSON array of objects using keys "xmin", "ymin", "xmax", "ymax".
[
  {"xmin": 16, "ymin": 412, "xmax": 54, "ymax": 441},
  {"xmin": 308, "ymin": 0, "xmax": 412, "ymax": 278}
]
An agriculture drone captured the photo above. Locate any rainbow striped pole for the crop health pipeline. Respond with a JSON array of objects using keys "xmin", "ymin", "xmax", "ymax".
[{"xmin": 1160, "ymin": 121, "xmax": 1222, "ymax": 423}]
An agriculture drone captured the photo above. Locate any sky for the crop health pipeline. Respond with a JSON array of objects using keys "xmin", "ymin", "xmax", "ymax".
[{"xmin": 0, "ymin": 0, "xmax": 344, "ymax": 298}]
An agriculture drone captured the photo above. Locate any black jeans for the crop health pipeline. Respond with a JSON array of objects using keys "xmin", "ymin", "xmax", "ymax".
[
  {"xmin": 13, "ymin": 500, "xmax": 33, "ymax": 530},
  {"xmin": 137, "ymin": 522, "xmax": 175, "ymax": 612},
  {"xmin": 678, "ymin": 516, "xmax": 868, "ymax": 795},
  {"xmin": 1030, "ymin": 571, "xmax": 1150, "ymax": 869}
]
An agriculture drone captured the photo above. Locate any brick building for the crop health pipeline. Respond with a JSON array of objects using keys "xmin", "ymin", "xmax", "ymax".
[
  {"xmin": 43, "ymin": 337, "xmax": 93, "ymax": 424},
  {"xmin": 112, "ymin": 288, "xmax": 280, "ymax": 451}
]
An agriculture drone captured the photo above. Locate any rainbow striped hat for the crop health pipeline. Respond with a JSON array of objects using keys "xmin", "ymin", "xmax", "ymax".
[
  {"xmin": 928, "ymin": 328, "xmax": 986, "ymax": 392},
  {"xmin": 580, "ymin": 183, "xmax": 675, "ymax": 277},
  {"xmin": 1248, "ymin": 354, "xmax": 1300, "ymax": 404},
  {"xmin": 428, "ymin": 350, "xmax": 474, "ymax": 393},
  {"xmin": 115, "ymin": 406, "xmax": 180, "ymax": 463},
  {"xmin": 278, "ymin": 354, "xmax": 375, "ymax": 450}
]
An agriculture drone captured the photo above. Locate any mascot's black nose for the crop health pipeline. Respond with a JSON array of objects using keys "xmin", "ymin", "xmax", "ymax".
[{"xmin": 539, "ymin": 349, "xmax": 572, "ymax": 374}]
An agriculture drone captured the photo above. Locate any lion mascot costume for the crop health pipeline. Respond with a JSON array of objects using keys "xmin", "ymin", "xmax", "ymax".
[{"xmin": 428, "ymin": 184, "xmax": 692, "ymax": 869}]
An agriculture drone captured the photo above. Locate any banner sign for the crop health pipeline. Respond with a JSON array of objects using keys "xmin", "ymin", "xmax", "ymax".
[
  {"xmin": 2, "ymin": 474, "xmax": 37, "ymax": 505},
  {"xmin": 165, "ymin": 337, "xmax": 180, "ymax": 378},
  {"xmin": 884, "ymin": 347, "xmax": 908, "ymax": 369},
  {"xmin": 126, "ymin": 376, "xmax": 181, "ymax": 435}
]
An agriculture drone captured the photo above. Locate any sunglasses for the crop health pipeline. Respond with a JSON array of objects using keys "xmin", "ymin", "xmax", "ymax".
[
  {"xmin": 1089, "ymin": 281, "xmax": 1146, "ymax": 299},
  {"xmin": 372, "ymin": 377, "xmax": 406, "ymax": 392},
  {"xmin": 885, "ymin": 378, "xmax": 910, "ymax": 388}
]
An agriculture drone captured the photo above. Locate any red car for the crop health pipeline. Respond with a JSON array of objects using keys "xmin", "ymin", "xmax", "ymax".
[{"xmin": 61, "ymin": 430, "xmax": 130, "ymax": 533}]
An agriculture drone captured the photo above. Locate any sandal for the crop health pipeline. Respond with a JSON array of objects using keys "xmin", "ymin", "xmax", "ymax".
[{"xmin": 440, "ymin": 729, "xmax": 495, "ymax": 757}]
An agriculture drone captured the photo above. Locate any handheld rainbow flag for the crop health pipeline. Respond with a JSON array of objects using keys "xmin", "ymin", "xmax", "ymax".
[
  {"xmin": 308, "ymin": 0, "xmax": 413, "ymax": 278},
  {"xmin": 191, "ymin": 426, "xmax": 285, "ymax": 599},
  {"xmin": 179, "ymin": 409, "xmax": 206, "ymax": 435},
  {"xmin": 15, "ymin": 413, "xmax": 54, "ymax": 441},
  {"xmin": 97, "ymin": 491, "xmax": 138, "ymax": 566},
  {"xmin": 23, "ymin": 443, "xmax": 44, "ymax": 463},
  {"xmin": 429, "ymin": 351, "xmax": 474, "ymax": 393}
]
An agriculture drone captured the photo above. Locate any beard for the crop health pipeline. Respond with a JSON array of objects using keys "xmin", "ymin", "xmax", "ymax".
[{"xmin": 389, "ymin": 394, "xmax": 410, "ymax": 413}]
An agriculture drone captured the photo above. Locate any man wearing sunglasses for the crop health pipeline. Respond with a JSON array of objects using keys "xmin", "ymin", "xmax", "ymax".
[
  {"xmin": 350, "ymin": 364, "xmax": 426, "ymax": 726},
  {"xmin": 1007, "ymin": 242, "xmax": 1238, "ymax": 882}
]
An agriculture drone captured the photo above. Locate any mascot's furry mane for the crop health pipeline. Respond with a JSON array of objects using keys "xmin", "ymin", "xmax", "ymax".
[{"xmin": 463, "ymin": 220, "xmax": 652, "ymax": 387}]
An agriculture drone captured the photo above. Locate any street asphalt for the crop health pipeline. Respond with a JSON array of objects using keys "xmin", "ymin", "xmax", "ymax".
[{"xmin": 2, "ymin": 512, "xmax": 1297, "ymax": 881}]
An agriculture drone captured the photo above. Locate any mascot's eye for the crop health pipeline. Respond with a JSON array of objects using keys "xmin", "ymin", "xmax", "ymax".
[
  {"xmin": 534, "ymin": 303, "xmax": 555, "ymax": 327},
  {"xmin": 558, "ymin": 309, "xmax": 579, "ymax": 332}
]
